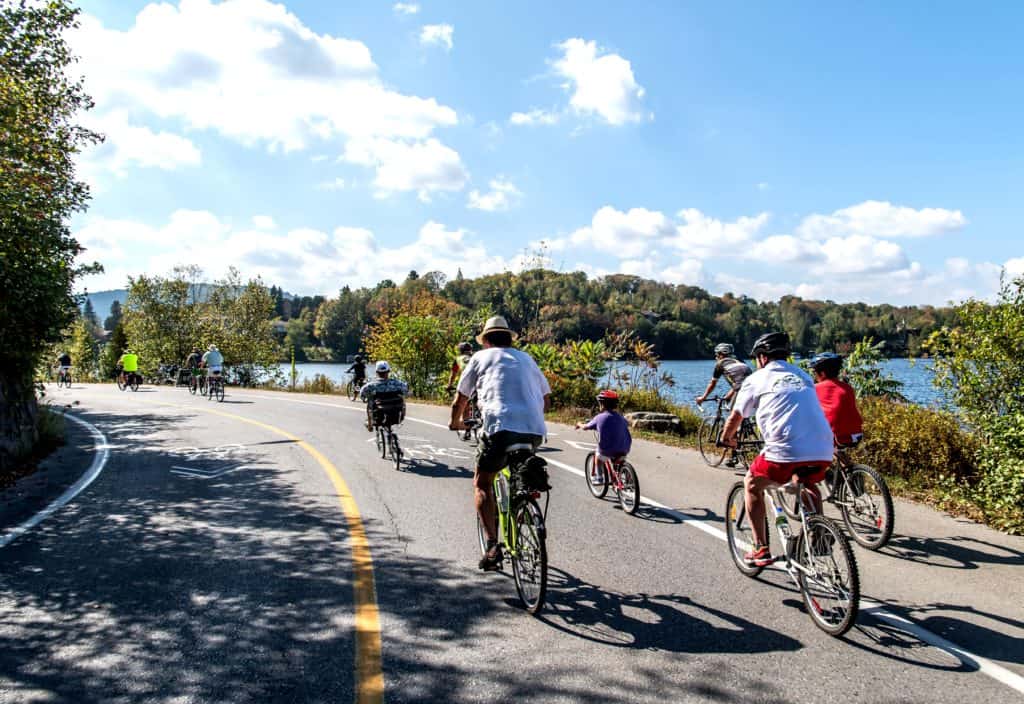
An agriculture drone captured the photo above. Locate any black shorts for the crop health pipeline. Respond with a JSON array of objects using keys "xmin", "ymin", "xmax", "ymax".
[{"xmin": 477, "ymin": 431, "xmax": 543, "ymax": 474}]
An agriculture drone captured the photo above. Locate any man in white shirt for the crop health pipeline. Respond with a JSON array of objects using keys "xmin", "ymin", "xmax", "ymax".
[
  {"xmin": 450, "ymin": 316, "xmax": 551, "ymax": 571},
  {"xmin": 721, "ymin": 331, "xmax": 835, "ymax": 566}
]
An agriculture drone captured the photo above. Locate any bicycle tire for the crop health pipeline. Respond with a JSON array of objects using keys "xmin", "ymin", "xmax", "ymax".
[
  {"xmin": 725, "ymin": 481, "xmax": 766, "ymax": 578},
  {"xmin": 511, "ymin": 496, "xmax": 547, "ymax": 614},
  {"xmin": 215, "ymin": 382, "xmax": 225, "ymax": 402},
  {"xmin": 347, "ymin": 381, "xmax": 358, "ymax": 402},
  {"xmin": 795, "ymin": 515, "xmax": 860, "ymax": 636},
  {"xmin": 584, "ymin": 452, "xmax": 608, "ymax": 499},
  {"xmin": 129, "ymin": 374, "xmax": 140, "ymax": 392},
  {"xmin": 616, "ymin": 462, "xmax": 640, "ymax": 515},
  {"xmin": 837, "ymin": 464, "xmax": 894, "ymax": 550},
  {"xmin": 189, "ymin": 377, "xmax": 197, "ymax": 395},
  {"xmin": 389, "ymin": 432, "xmax": 402, "ymax": 470},
  {"xmin": 697, "ymin": 417, "xmax": 726, "ymax": 466},
  {"xmin": 116, "ymin": 376, "xmax": 126, "ymax": 391},
  {"xmin": 376, "ymin": 426, "xmax": 385, "ymax": 457}
]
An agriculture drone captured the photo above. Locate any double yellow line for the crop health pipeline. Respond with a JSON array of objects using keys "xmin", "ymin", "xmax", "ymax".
[{"xmin": 173, "ymin": 404, "xmax": 384, "ymax": 703}]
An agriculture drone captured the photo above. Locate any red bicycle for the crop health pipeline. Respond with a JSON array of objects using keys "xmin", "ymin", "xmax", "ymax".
[{"xmin": 583, "ymin": 443, "xmax": 641, "ymax": 515}]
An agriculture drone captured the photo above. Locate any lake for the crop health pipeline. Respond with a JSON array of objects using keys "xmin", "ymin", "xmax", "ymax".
[{"xmin": 277, "ymin": 358, "xmax": 945, "ymax": 408}]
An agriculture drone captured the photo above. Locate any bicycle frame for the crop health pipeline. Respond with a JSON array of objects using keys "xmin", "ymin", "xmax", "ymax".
[
  {"xmin": 493, "ymin": 445, "xmax": 548, "ymax": 557},
  {"xmin": 764, "ymin": 486, "xmax": 819, "ymax": 579}
]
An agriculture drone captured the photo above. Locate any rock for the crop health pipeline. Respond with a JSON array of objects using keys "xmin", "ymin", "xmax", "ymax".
[{"xmin": 625, "ymin": 411, "xmax": 685, "ymax": 435}]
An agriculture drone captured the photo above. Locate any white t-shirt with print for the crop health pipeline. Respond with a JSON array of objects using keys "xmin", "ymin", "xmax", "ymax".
[
  {"xmin": 457, "ymin": 347, "xmax": 551, "ymax": 437},
  {"xmin": 733, "ymin": 360, "xmax": 834, "ymax": 463}
]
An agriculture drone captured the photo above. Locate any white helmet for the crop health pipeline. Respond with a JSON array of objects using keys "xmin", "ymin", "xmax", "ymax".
[
  {"xmin": 375, "ymin": 360, "xmax": 390, "ymax": 373},
  {"xmin": 209, "ymin": 344, "xmax": 218, "ymax": 351}
]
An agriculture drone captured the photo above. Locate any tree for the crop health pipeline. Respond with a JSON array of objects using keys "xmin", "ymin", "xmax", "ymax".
[
  {"xmin": 100, "ymin": 320, "xmax": 127, "ymax": 380},
  {"xmin": 81, "ymin": 296, "xmax": 101, "ymax": 338},
  {"xmin": 104, "ymin": 299, "xmax": 122, "ymax": 331},
  {"xmin": 69, "ymin": 317, "xmax": 98, "ymax": 382},
  {"xmin": 123, "ymin": 271, "xmax": 197, "ymax": 375},
  {"xmin": 0, "ymin": 0, "xmax": 102, "ymax": 470}
]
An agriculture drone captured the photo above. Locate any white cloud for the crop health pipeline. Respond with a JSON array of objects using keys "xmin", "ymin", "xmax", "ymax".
[
  {"xmin": 1004, "ymin": 257, "xmax": 1024, "ymax": 280},
  {"xmin": 78, "ymin": 111, "xmax": 200, "ymax": 182},
  {"xmin": 342, "ymin": 137, "xmax": 467, "ymax": 201},
  {"xmin": 72, "ymin": 0, "xmax": 460, "ymax": 182},
  {"xmin": 251, "ymin": 215, "xmax": 276, "ymax": 229},
  {"xmin": 672, "ymin": 208, "xmax": 770, "ymax": 259},
  {"xmin": 393, "ymin": 2, "xmax": 419, "ymax": 15},
  {"xmin": 797, "ymin": 200, "xmax": 967, "ymax": 240},
  {"xmin": 509, "ymin": 108, "xmax": 560, "ymax": 126},
  {"xmin": 419, "ymin": 24, "xmax": 453, "ymax": 51},
  {"xmin": 569, "ymin": 206, "xmax": 676, "ymax": 259},
  {"xmin": 467, "ymin": 178, "xmax": 522, "ymax": 212},
  {"xmin": 315, "ymin": 177, "xmax": 347, "ymax": 191},
  {"xmin": 817, "ymin": 235, "xmax": 908, "ymax": 275},
  {"xmin": 550, "ymin": 38, "xmax": 647, "ymax": 126}
]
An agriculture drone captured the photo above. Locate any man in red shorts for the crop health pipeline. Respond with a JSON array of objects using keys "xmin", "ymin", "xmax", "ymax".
[{"xmin": 721, "ymin": 332, "xmax": 835, "ymax": 566}]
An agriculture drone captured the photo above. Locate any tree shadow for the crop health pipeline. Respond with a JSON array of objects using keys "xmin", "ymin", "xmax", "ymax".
[{"xmin": 880, "ymin": 534, "xmax": 1024, "ymax": 570}]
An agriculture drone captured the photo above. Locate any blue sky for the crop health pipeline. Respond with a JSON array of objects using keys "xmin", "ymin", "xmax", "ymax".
[{"xmin": 71, "ymin": 0, "xmax": 1023, "ymax": 303}]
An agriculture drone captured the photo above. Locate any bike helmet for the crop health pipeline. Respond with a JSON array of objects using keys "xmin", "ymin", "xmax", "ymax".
[
  {"xmin": 750, "ymin": 331, "xmax": 790, "ymax": 358},
  {"xmin": 596, "ymin": 390, "xmax": 619, "ymax": 400},
  {"xmin": 810, "ymin": 352, "xmax": 843, "ymax": 376},
  {"xmin": 375, "ymin": 360, "xmax": 391, "ymax": 373},
  {"xmin": 354, "ymin": 354, "xmax": 365, "ymax": 363},
  {"xmin": 714, "ymin": 343, "xmax": 734, "ymax": 357},
  {"xmin": 457, "ymin": 342, "xmax": 472, "ymax": 354}
]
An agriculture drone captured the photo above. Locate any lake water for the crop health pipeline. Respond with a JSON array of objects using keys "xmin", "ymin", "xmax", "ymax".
[{"xmin": 277, "ymin": 358, "xmax": 945, "ymax": 408}]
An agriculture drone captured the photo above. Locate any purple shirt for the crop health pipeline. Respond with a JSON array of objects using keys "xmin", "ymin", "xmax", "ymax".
[{"xmin": 583, "ymin": 411, "xmax": 632, "ymax": 456}]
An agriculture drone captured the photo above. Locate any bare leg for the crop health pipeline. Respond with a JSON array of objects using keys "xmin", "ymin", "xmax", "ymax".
[
  {"xmin": 475, "ymin": 469, "xmax": 498, "ymax": 543},
  {"xmin": 744, "ymin": 472, "xmax": 772, "ymax": 547}
]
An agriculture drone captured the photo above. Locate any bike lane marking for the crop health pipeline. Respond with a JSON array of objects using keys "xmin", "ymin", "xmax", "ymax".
[
  {"xmin": 234, "ymin": 392, "xmax": 1024, "ymax": 695},
  {"xmin": 167, "ymin": 402, "xmax": 384, "ymax": 704},
  {"xmin": 0, "ymin": 413, "xmax": 111, "ymax": 549}
]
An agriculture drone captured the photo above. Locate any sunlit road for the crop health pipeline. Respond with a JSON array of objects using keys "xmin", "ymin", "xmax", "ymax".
[{"xmin": 1, "ymin": 383, "xmax": 1022, "ymax": 703}]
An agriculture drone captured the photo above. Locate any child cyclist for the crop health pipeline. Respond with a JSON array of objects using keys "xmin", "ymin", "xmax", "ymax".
[{"xmin": 575, "ymin": 390, "xmax": 632, "ymax": 483}]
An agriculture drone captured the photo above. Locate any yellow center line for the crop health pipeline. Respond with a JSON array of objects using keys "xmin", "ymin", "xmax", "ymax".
[{"xmin": 166, "ymin": 403, "xmax": 384, "ymax": 704}]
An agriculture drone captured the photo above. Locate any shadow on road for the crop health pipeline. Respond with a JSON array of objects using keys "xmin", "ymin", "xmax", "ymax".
[{"xmin": 881, "ymin": 533, "xmax": 1024, "ymax": 570}]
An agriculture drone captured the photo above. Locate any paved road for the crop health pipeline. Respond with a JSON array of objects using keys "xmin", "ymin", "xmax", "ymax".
[{"xmin": 1, "ymin": 384, "xmax": 1022, "ymax": 703}]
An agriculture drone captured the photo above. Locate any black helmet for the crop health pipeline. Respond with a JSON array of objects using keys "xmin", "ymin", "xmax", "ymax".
[
  {"xmin": 457, "ymin": 342, "xmax": 472, "ymax": 354},
  {"xmin": 750, "ymin": 331, "xmax": 790, "ymax": 358},
  {"xmin": 810, "ymin": 352, "xmax": 843, "ymax": 374}
]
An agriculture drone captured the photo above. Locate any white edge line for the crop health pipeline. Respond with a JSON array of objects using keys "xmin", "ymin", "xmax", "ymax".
[
  {"xmin": 0, "ymin": 412, "xmax": 110, "ymax": 549},
  {"xmin": 224, "ymin": 391, "xmax": 1024, "ymax": 694}
]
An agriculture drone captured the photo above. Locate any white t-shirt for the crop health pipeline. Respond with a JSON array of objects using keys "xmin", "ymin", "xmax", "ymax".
[
  {"xmin": 733, "ymin": 360, "xmax": 834, "ymax": 464},
  {"xmin": 457, "ymin": 347, "xmax": 551, "ymax": 437}
]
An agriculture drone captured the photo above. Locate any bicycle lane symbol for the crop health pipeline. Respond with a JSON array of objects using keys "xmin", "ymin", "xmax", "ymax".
[{"xmin": 168, "ymin": 444, "xmax": 256, "ymax": 480}]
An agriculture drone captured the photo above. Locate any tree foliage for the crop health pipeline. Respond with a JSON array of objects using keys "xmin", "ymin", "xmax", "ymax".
[{"xmin": 0, "ymin": 0, "xmax": 101, "ymax": 468}]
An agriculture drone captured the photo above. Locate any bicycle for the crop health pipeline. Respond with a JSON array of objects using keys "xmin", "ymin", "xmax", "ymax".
[
  {"xmin": 476, "ymin": 442, "xmax": 550, "ymax": 614},
  {"xmin": 725, "ymin": 468, "xmax": 860, "ymax": 636},
  {"xmin": 117, "ymin": 370, "xmax": 141, "ymax": 392},
  {"xmin": 454, "ymin": 393, "xmax": 481, "ymax": 444},
  {"xmin": 583, "ymin": 438, "xmax": 640, "ymax": 515},
  {"xmin": 347, "ymin": 376, "xmax": 365, "ymax": 402},
  {"xmin": 781, "ymin": 442, "xmax": 894, "ymax": 550},
  {"xmin": 188, "ymin": 369, "xmax": 203, "ymax": 395},
  {"xmin": 206, "ymin": 372, "xmax": 225, "ymax": 402},
  {"xmin": 371, "ymin": 395, "xmax": 404, "ymax": 470},
  {"xmin": 697, "ymin": 396, "xmax": 762, "ymax": 469},
  {"xmin": 56, "ymin": 367, "xmax": 72, "ymax": 389}
]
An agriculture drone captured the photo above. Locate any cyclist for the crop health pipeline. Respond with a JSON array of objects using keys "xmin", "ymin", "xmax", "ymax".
[
  {"xmin": 346, "ymin": 354, "xmax": 368, "ymax": 389},
  {"xmin": 185, "ymin": 347, "xmax": 202, "ymax": 388},
  {"xmin": 720, "ymin": 332, "xmax": 834, "ymax": 566},
  {"xmin": 359, "ymin": 361, "xmax": 409, "ymax": 431},
  {"xmin": 696, "ymin": 343, "xmax": 752, "ymax": 466},
  {"xmin": 575, "ymin": 390, "xmax": 632, "ymax": 484},
  {"xmin": 810, "ymin": 352, "xmax": 864, "ymax": 446},
  {"xmin": 202, "ymin": 344, "xmax": 224, "ymax": 378},
  {"xmin": 449, "ymin": 316, "xmax": 551, "ymax": 571},
  {"xmin": 117, "ymin": 348, "xmax": 139, "ymax": 386},
  {"xmin": 56, "ymin": 351, "xmax": 72, "ymax": 383},
  {"xmin": 447, "ymin": 342, "xmax": 476, "ymax": 438}
]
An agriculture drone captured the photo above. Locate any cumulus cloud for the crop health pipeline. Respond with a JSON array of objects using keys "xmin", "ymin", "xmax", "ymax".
[
  {"xmin": 509, "ymin": 108, "xmax": 560, "ymax": 127},
  {"xmin": 467, "ymin": 178, "xmax": 522, "ymax": 212},
  {"xmin": 552, "ymin": 38, "xmax": 647, "ymax": 125},
  {"xmin": 78, "ymin": 111, "xmax": 200, "ymax": 182},
  {"xmin": 343, "ymin": 137, "xmax": 467, "ymax": 201},
  {"xmin": 71, "ymin": 0, "xmax": 461, "ymax": 186},
  {"xmin": 568, "ymin": 206, "xmax": 675, "ymax": 259},
  {"xmin": 419, "ymin": 24, "xmax": 454, "ymax": 51},
  {"xmin": 251, "ymin": 215, "xmax": 276, "ymax": 229},
  {"xmin": 797, "ymin": 200, "xmax": 967, "ymax": 240},
  {"xmin": 393, "ymin": 2, "xmax": 419, "ymax": 15}
]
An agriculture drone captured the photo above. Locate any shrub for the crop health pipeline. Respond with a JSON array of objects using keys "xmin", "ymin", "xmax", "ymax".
[{"xmin": 293, "ymin": 374, "xmax": 338, "ymax": 395}]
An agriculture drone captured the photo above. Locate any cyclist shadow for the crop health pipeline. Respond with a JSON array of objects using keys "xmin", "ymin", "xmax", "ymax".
[
  {"xmin": 402, "ymin": 457, "xmax": 473, "ymax": 478},
  {"xmin": 878, "ymin": 534, "xmax": 1024, "ymax": 570},
  {"xmin": 536, "ymin": 567, "xmax": 801, "ymax": 654}
]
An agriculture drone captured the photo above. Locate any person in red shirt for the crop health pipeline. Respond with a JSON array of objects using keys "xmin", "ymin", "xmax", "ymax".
[{"xmin": 809, "ymin": 352, "xmax": 863, "ymax": 445}]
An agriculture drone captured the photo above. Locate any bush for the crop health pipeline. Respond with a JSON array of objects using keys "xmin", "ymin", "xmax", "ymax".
[
  {"xmin": 293, "ymin": 374, "xmax": 338, "ymax": 395},
  {"xmin": 854, "ymin": 396, "xmax": 979, "ymax": 489}
]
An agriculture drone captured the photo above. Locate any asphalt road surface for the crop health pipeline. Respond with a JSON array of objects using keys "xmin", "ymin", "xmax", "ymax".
[{"xmin": 1, "ymin": 383, "xmax": 1022, "ymax": 703}]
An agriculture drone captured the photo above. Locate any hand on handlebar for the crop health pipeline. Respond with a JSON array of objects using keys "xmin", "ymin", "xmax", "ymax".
[{"xmin": 717, "ymin": 433, "xmax": 737, "ymax": 449}]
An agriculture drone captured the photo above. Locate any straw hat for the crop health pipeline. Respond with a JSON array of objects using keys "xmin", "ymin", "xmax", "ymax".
[{"xmin": 476, "ymin": 315, "xmax": 516, "ymax": 345}]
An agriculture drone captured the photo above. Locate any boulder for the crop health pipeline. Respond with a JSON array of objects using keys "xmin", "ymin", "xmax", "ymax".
[{"xmin": 625, "ymin": 411, "xmax": 685, "ymax": 436}]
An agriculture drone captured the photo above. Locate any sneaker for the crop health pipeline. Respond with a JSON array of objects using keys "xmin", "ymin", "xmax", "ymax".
[
  {"xmin": 725, "ymin": 456, "xmax": 739, "ymax": 468},
  {"xmin": 479, "ymin": 542, "xmax": 502, "ymax": 571},
  {"xmin": 590, "ymin": 471, "xmax": 605, "ymax": 485},
  {"xmin": 744, "ymin": 544, "xmax": 773, "ymax": 566}
]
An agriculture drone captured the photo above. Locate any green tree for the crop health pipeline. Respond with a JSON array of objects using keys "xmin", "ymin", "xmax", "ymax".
[
  {"xmin": 103, "ymin": 299, "xmax": 122, "ymax": 331},
  {"xmin": 69, "ymin": 317, "xmax": 98, "ymax": 382},
  {"xmin": 0, "ymin": 0, "xmax": 101, "ymax": 469},
  {"xmin": 100, "ymin": 320, "xmax": 127, "ymax": 380},
  {"xmin": 123, "ymin": 270, "xmax": 196, "ymax": 375}
]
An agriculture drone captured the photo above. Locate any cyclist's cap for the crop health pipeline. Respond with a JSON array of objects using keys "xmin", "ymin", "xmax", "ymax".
[
  {"xmin": 476, "ymin": 316, "xmax": 515, "ymax": 344},
  {"xmin": 810, "ymin": 351, "xmax": 843, "ymax": 369},
  {"xmin": 375, "ymin": 360, "xmax": 391, "ymax": 373},
  {"xmin": 597, "ymin": 389, "xmax": 619, "ymax": 400}
]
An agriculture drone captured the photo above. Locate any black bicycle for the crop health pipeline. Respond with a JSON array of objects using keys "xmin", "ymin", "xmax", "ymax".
[
  {"xmin": 371, "ymin": 394, "xmax": 404, "ymax": 470},
  {"xmin": 697, "ymin": 396, "xmax": 762, "ymax": 469},
  {"xmin": 117, "ymin": 370, "xmax": 141, "ymax": 392},
  {"xmin": 56, "ymin": 367, "xmax": 72, "ymax": 388},
  {"xmin": 347, "ymin": 376, "xmax": 365, "ymax": 402},
  {"xmin": 206, "ymin": 371, "xmax": 225, "ymax": 402}
]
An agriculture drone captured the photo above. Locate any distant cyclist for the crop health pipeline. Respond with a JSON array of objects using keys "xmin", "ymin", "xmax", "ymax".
[
  {"xmin": 359, "ymin": 361, "xmax": 409, "ymax": 431},
  {"xmin": 810, "ymin": 352, "xmax": 864, "ymax": 446},
  {"xmin": 185, "ymin": 347, "xmax": 203, "ymax": 389},
  {"xmin": 202, "ymin": 344, "xmax": 224, "ymax": 379},
  {"xmin": 449, "ymin": 316, "xmax": 551, "ymax": 571},
  {"xmin": 720, "ymin": 332, "xmax": 834, "ymax": 567},
  {"xmin": 696, "ymin": 343, "xmax": 752, "ymax": 467},
  {"xmin": 446, "ymin": 342, "xmax": 473, "ymax": 392},
  {"xmin": 575, "ymin": 390, "xmax": 632, "ymax": 484},
  {"xmin": 117, "ymin": 348, "xmax": 138, "ymax": 385},
  {"xmin": 347, "ymin": 354, "xmax": 368, "ymax": 389},
  {"xmin": 56, "ymin": 351, "xmax": 72, "ymax": 382}
]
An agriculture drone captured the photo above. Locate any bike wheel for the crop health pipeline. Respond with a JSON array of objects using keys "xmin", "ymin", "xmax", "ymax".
[
  {"xmin": 215, "ymin": 382, "xmax": 225, "ymax": 403},
  {"xmin": 129, "ymin": 374, "xmax": 140, "ymax": 392},
  {"xmin": 837, "ymin": 464, "xmax": 894, "ymax": 550},
  {"xmin": 376, "ymin": 427, "xmax": 385, "ymax": 457},
  {"xmin": 698, "ymin": 418, "xmax": 727, "ymax": 467},
  {"xmin": 389, "ymin": 432, "xmax": 402, "ymax": 470},
  {"xmin": 616, "ymin": 462, "xmax": 640, "ymax": 515},
  {"xmin": 347, "ymin": 381, "xmax": 358, "ymax": 402},
  {"xmin": 725, "ymin": 481, "xmax": 766, "ymax": 578},
  {"xmin": 795, "ymin": 515, "xmax": 860, "ymax": 636},
  {"xmin": 117, "ymin": 376, "xmax": 126, "ymax": 391},
  {"xmin": 510, "ymin": 497, "xmax": 547, "ymax": 614},
  {"xmin": 584, "ymin": 452, "xmax": 608, "ymax": 499}
]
